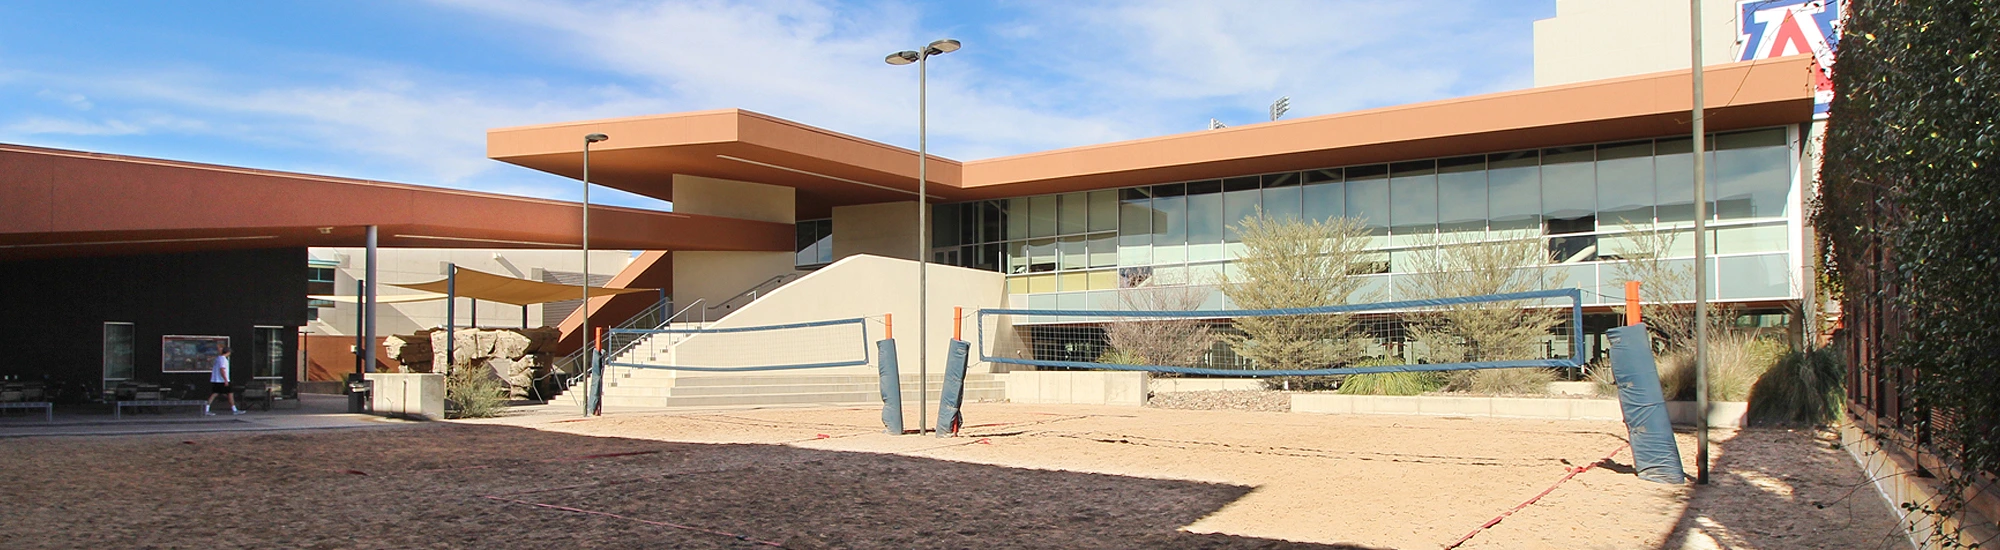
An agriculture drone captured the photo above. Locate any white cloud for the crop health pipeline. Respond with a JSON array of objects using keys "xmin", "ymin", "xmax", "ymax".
[
  {"xmin": 35, "ymin": 89, "xmax": 93, "ymax": 110},
  {"xmin": 0, "ymin": 1, "xmax": 1537, "ymax": 209},
  {"xmin": 5, "ymin": 116, "xmax": 142, "ymax": 136}
]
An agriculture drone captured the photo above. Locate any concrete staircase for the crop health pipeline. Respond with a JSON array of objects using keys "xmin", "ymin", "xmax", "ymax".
[{"xmin": 553, "ymin": 370, "xmax": 1006, "ymax": 410}]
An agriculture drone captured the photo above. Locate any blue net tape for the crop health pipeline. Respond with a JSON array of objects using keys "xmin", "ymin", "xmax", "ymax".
[{"xmin": 983, "ymin": 357, "xmax": 1581, "ymax": 377}]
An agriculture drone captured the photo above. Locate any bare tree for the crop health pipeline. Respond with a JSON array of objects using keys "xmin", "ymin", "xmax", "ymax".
[
  {"xmin": 1218, "ymin": 213, "xmax": 1375, "ymax": 372},
  {"xmin": 1100, "ymin": 284, "xmax": 1217, "ymax": 370},
  {"xmin": 1608, "ymin": 224, "xmax": 1736, "ymax": 349},
  {"xmin": 1397, "ymin": 235, "xmax": 1568, "ymax": 393}
]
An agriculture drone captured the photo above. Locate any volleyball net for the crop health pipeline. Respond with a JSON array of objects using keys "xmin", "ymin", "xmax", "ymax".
[{"xmin": 975, "ymin": 288, "xmax": 1585, "ymax": 377}]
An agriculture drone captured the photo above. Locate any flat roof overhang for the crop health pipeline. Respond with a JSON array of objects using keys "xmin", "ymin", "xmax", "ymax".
[
  {"xmin": 0, "ymin": 144, "xmax": 794, "ymax": 262},
  {"xmin": 489, "ymin": 55, "xmax": 1818, "ymax": 210}
]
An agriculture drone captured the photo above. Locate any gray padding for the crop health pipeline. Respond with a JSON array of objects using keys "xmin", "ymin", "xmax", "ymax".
[
  {"xmin": 877, "ymin": 339, "xmax": 903, "ymax": 435},
  {"xmin": 935, "ymin": 339, "xmax": 970, "ymax": 438},
  {"xmin": 1608, "ymin": 324, "xmax": 1687, "ymax": 484}
]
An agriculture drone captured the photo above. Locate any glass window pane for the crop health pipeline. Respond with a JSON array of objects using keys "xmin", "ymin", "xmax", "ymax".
[
  {"xmin": 1655, "ymin": 137, "xmax": 1701, "ymax": 223},
  {"xmin": 1596, "ymin": 141, "xmax": 1655, "ymax": 229},
  {"xmin": 1187, "ymin": 180, "xmax": 1224, "ymax": 261},
  {"xmin": 1437, "ymin": 155, "xmax": 1486, "ymax": 237},
  {"xmin": 1005, "ymin": 241, "xmax": 1029, "ymax": 274},
  {"xmin": 1717, "ymin": 254, "xmax": 1791, "ymax": 300},
  {"xmin": 1030, "ymin": 195, "xmax": 1058, "ymax": 238},
  {"xmin": 1118, "ymin": 188, "xmax": 1154, "ymax": 267},
  {"xmin": 254, "ymin": 327, "xmax": 284, "ymax": 379},
  {"xmin": 1541, "ymin": 146, "xmax": 1596, "ymax": 225},
  {"xmin": 932, "ymin": 203, "xmax": 960, "ymax": 248},
  {"xmin": 1088, "ymin": 233, "xmax": 1117, "ymax": 268},
  {"xmin": 1390, "ymin": 160, "xmax": 1438, "ymax": 245},
  {"xmin": 1006, "ymin": 276, "xmax": 1028, "ymax": 295},
  {"xmin": 1088, "ymin": 190, "xmax": 1119, "ymax": 232},
  {"xmin": 1223, "ymin": 187, "xmax": 1261, "ymax": 243},
  {"xmin": 1028, "ymin": 274, "xmax": 1058, "ymax": 294},
  {"xmin": 1344, "ymin": 164, "xmax": 1390, "ymax": 237},
  {"xmin": 1303, "ymin": 170, "xmax": 1344, "ymax": 222},
  {"xmin": 1153, "ymin": 186, "xmax": 1187, "ymax": 264},
  {"xmin": 103, "ymin": 322, "xmax": 135, "ymax": 381},
  {"xmin": 979, "ymin": 201, "xmax": 1004, "ymax": 243},
  {"xmin": 1261, "ymin": 174, "xmax": 1302, "ymax": 222},
  {"xmin": 1488, "ymin": 151, "xmax": 1541, "ymax": 236},
  {"xmin": 1056, "ymin": 193, "xmax": 1086, "ymax": 235},
  {"xmin": 1714, "ymin": 129, "xmax": 1791, "ymax": 219},
  {"xmin": 1006, "ymin": 198, "xmax": 1032, "ymax": 240},
  {"xmin": 1089, "ymin": 269, "xmax": 1119, "ymax": 291},
  {"xmin": 1058, "ymin": 236, "xmax": 1086, "ymax": 270},
  {"xmin": 1059, "ymin": 271, "xmax": 1089, "ymax": 292},
  {"xmin": 1714, "ymin": 224, "xmax": 1789, "ymax": 254},
  {"xmin": 1027, "ymin": 238, "xmax": 1058, "ymax": 273}
]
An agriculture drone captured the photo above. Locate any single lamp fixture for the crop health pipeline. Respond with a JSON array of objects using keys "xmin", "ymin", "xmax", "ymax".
[{"xmin": 585, "ymin": 133, "xmax": 609, "ymax": 143}]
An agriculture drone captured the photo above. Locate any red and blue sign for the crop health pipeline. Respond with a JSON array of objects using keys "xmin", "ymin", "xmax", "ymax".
[{"xmin": 1737, "ymin": 0, "xmax": 1844, "ymax": 119}]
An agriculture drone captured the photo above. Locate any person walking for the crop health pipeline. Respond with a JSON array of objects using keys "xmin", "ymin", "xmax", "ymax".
[{"xmin": 205, "ymin": 346, "xmax": 244, "ymax": 416}]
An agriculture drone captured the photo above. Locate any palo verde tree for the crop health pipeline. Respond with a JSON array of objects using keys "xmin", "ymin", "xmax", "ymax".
[{"xmin": 1218, "ymin": 213, "xmax": 1374, "ymax": 387}]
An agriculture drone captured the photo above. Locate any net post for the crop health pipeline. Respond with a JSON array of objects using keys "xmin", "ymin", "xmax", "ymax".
[
  {"xmin": 953, "ymin": 307, "xmax": 963, "ymax": 341},
  {"xmin": 885, "ymin": 313, "xmax": 893, "ymax": 340},
  {"xmin": 1625, "ymin": 281, "xmax": 1642, "ymax": 326},
  {"xmin": 1570, "ymin": 288, "xmax": 1585, "ymax": 365}
]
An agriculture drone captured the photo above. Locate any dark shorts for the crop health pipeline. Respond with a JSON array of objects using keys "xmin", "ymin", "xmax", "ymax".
[{"xmin": 211, "ymin": 382, "xmax": 233, "ymax": 395}]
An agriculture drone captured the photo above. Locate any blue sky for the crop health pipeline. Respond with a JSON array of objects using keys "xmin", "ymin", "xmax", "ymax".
[{"xmin": 0, "ymin": 1, "xmax": 1555, "ymax": 210}]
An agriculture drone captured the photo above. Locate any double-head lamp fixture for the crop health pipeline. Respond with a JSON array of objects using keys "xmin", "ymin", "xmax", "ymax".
[{"xmin": 884, "ymin": 39, "xmax": 960, "ymax": 65}]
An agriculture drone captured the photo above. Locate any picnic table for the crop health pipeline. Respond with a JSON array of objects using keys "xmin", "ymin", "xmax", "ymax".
[{"xmin": 0, "ymin": 401, "xmax": 53, "ymax": 422}]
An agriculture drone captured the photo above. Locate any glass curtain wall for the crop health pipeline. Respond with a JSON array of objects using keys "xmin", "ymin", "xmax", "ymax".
[{"xmin": 935, "ymin": 127, "xmax": 1797, "ymax": 310}]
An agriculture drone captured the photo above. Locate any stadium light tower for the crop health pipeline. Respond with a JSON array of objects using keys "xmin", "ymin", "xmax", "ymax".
[
  {"xmin": 583, "ymin": 132, "xmax": 608, "ymax": 417},
  {"xmin": 886, "ymin": 38, "xmax": 959, "ymax": 434}
]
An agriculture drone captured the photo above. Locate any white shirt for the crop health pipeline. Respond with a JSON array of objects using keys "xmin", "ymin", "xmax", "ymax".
[{"xmin": 211, "ymin": 355, "xmax": 230, "ymax": 384}]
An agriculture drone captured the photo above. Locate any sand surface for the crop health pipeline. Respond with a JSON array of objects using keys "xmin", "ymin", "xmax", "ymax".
[{"xmin": 0, "ymin": 403, "xmax": 1903, "ymax": 548}]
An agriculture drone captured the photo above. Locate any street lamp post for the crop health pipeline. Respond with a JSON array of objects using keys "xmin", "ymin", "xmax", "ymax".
[
  {"xmin": 886, "ymin": 38, "xmax": 959, "ymax": 434},
  {"xmin": 583, "ymin": 132, "xmax": 609, "ymax": 416}
]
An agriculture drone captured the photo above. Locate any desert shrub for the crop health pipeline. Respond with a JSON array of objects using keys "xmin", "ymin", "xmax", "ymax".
[
  {"xmin": 1335, "ymin": 358, "xmax": 1442, "ymax": 396},
  {"xmin": 1442, "ymin": 367, "xmax": 1557, "ymax": 396},
  {"xmin": 446, "ymin": 366, "xmax": 508, "ymax": 419},
  {"xmin": 1746, "ymin": 347, "xmax": 1846, "ymax": 427},
  {"xmin": 1657, "ymin": 332, "xmax": 1786, "ymax": 402}
]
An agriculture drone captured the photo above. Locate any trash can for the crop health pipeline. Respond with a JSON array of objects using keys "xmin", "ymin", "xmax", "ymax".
[{"xmin": 346, "ymin": 374, "xmax": 373, "ymax": 414}]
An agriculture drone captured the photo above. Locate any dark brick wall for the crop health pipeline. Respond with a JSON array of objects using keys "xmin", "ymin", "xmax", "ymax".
[{"xmin": 0, "ymin": 248, "xmax": 306, "ymax": 399}]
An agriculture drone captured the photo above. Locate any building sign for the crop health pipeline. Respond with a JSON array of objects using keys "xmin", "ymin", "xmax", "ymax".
[
  {"xmin": 1737, "ymin": 0, "xmax": 1844, "ymax": 119},
  {"xmin": 163, "ymin": 335, "xmax": 229, "ymax": 373}
]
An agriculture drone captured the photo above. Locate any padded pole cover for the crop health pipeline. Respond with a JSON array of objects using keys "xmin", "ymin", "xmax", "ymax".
[
  {"xmin": 934, "ymin": 339, "xmax": 970, "ymax": 438},
  {"xmin": 877, "ymin": 339, "xmax": 904, "ymax": 435},
  {"xmin": 1608, "ymin": 324, "xmax": 1687, "ymax": 484}
]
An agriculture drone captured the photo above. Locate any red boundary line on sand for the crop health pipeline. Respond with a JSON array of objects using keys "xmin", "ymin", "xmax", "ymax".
[
  {"xmin": 482, "ymin": 495, "xmax": 786, "ymax": 547},
  {"xmin": 1443, "ymin": 443, "xmax": 1631, "ymax": 550}
]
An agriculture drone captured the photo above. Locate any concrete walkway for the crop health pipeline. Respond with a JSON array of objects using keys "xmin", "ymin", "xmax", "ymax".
[{"xmin": 0, "ymin": 393, "xmax": 412, "ymax": 438}]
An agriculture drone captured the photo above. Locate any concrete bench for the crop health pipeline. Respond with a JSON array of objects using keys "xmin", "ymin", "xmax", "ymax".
[
  {"xmin": 114, "ymin": 400, "xmax": 209, "ymax": 419},
  {"xmin": 0, "ymin": 401, "xmax": 52, "ymax": 422}
]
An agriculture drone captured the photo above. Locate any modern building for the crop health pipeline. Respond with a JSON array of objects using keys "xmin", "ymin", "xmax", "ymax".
[
  {"xmin": 0, "ymin": 143, "xmax": 788, "ymax": 399},
  {"xmin": 485, "ymin": 54, "xmax": 1821, "ymax": 405}
]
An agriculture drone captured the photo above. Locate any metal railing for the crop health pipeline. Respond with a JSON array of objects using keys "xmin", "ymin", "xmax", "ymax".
[
  {"xmin": 559, "ymin": 297, "xmax": 709, "ymax": 394},
  {"xmin": 703, "ymin": 273, "xmax": 799, "ymax": 317}
]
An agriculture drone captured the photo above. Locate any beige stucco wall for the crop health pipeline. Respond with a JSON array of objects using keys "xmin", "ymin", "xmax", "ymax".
[
  {"xmin": 1533, "ymin": 0, "xmax": 1741, "ymax": 87},
  {"xmin": 309, "ymin": 248, "xmax": 635, "ymax": 337},
  {"xmin": 670, "ymin": 174, "xmax": 795, "ymax": 224},
  {"xmin": 669, "ymin": 251, "xmax": 801, "ymax": 321},
  {"xmin": 671, "ymin": 254, "xmax": 1005, "ymax": 380},
  {"xmin": 831, "ymin": 201, "xmax": 920, "ymax": 261},
  {"xmin": 1005, "ymin": 371, "xmax": 1149, "ymax": 406}
]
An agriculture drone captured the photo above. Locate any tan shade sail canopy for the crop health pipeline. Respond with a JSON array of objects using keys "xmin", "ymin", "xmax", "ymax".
[{"xmin": 387, "ymin": 266, "xmax": 658, "ymax": 306}]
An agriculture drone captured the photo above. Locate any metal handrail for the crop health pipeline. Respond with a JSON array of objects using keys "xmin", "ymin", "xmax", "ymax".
[{"xmin": 704, "ymin": 273, "xmax": 798, "ymax": 316}]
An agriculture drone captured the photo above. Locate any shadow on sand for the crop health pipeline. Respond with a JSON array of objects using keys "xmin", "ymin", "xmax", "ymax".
[{"xmin": 0, "ymin": 421, "xmax": 1385, "ymax": 549}]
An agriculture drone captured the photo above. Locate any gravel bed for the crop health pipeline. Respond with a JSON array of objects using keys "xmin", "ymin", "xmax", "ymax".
[{"xmin": 1146, "ymin": 389, "xmax": 1294, "ymax": 412}]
